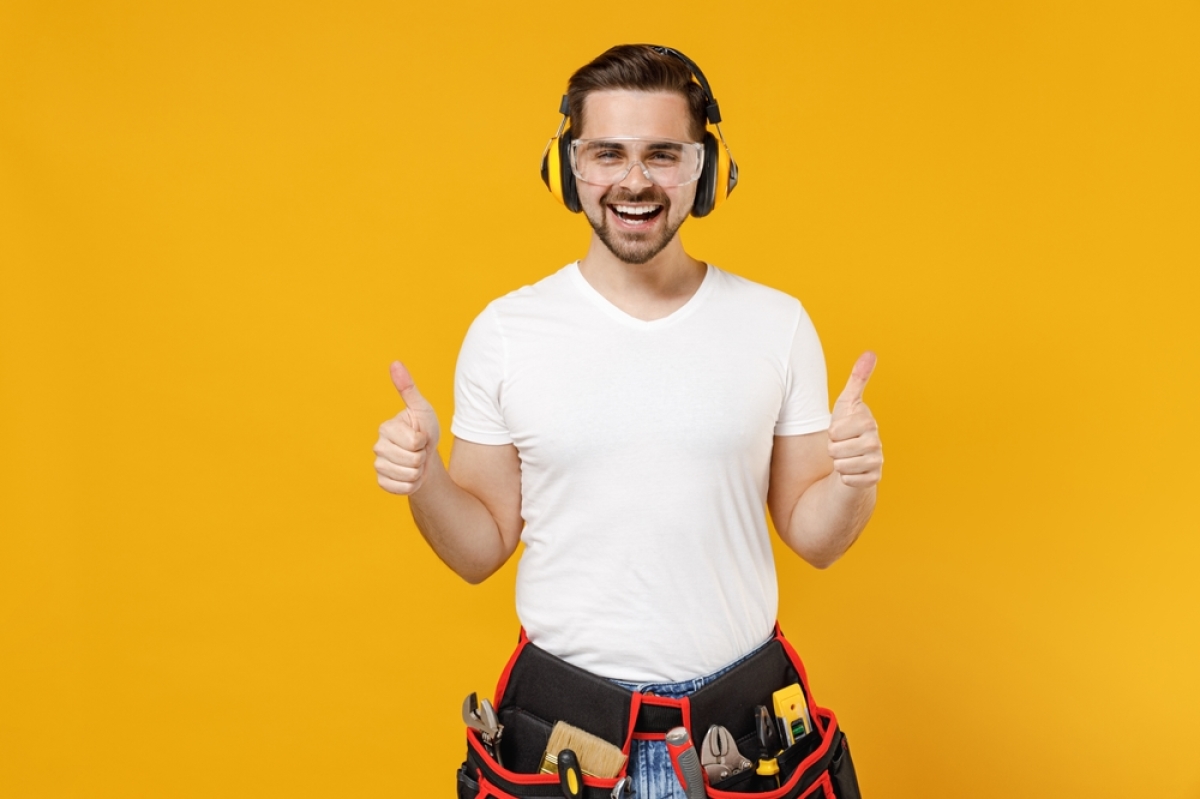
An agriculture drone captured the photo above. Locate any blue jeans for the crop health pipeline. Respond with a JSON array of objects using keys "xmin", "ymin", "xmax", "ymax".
[{"xmin": 610, "ymin": 640, "xmax": 770, "ymax": 799}]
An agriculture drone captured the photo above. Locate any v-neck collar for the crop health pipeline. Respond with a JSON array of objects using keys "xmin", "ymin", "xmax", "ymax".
[{"xmin": 567, "ymin": 261, "xmax": 716, "ymax": 329}]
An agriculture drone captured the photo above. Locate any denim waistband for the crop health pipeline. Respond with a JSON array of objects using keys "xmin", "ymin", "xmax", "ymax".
[{"xmin": 609, "ymin": 636, "xmax": 774, "ymax": 699}]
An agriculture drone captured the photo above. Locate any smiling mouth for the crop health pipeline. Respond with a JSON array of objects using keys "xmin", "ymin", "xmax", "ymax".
[{"xmin": 610, "ymin": 204, "xmax": 664, "ymax": 225}]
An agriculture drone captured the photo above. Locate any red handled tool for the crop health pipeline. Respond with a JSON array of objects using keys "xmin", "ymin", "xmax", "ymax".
[{"xmin": 666, "ymin": 726, "xmax": 708, "ymax": 799}]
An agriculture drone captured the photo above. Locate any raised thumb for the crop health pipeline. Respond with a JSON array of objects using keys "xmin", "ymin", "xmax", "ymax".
[
  {"xmin": 835, "ymin": 351, "xmax": 877, "ymax": 408},
  {"xmin": 389, "ymin": 361, "xmax": 431, "ymax": 412}
]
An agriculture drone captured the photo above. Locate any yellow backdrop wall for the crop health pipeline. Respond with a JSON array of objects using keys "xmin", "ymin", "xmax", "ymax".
[{"xmin": 2, "ymin": 1, "xmax": 1198, "ymax": 797}]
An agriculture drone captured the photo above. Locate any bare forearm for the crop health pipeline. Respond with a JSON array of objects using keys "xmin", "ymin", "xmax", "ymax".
[
  {"xmin": 375, "ymin": 366, "xmax": 521, "ymax": 583},
  {"xmin": 771, "ymin": 352, "xmax": 882, "ymax": 569},
  {"xmin": 780, "ymin": 471, "xmax": 876, "ymax": 569},
  {"xmin": 408, "ymin": 457, "xmax": 513, "ymax": 584}
]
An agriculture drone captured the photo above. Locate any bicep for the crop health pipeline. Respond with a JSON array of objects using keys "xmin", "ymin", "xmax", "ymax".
[
  {"xmin": 447, "ymin": 437, "xmax": 524, "ymax": 553},
  {"xmin": 767, "ymin": 431, "xmax": 833, "ymax": 535}
]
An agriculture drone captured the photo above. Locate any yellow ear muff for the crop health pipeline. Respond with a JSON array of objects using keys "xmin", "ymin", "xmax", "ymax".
[
  {"xmin": 710, "ymin": 124, "xmax": 736, "ymax": 212},
  {"xmin": 540, "ymin": 103, "xmax": 582, "ymax": 213},
  {"xmin": 541, "ymin": 135, "xmax": 565, "ymax": 206}
]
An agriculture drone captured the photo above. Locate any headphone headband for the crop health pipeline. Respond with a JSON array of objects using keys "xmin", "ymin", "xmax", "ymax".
[{"xmin": 647, "ymin": 45, "xmax": 722, "ymax": 125}]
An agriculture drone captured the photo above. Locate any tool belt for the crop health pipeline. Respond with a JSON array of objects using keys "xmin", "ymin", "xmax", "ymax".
[{"xmin": 457, "ymin": 625, "xmax": 862, "ymax": 799}]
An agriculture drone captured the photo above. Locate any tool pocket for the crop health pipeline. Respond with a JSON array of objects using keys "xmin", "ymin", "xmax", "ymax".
[
  {"xmin": 828, "ymin": 731, "xmax": 862, "ymax": 799},
  {"xmin": 457, "ymin": 634, "xmax": 634, "ymax": 799},
  {"xmin": 704, "ymin": 724, "xmax": 823, "ymax": 794},
  {"xmin": 494, "ymin": 705, "xmax": 556, "ymax": 774},
  {"xmin": 461, "ymin": 739, "xmax": 624, "ymax": 799},
  {"xmin": 457, "ymin": 764, "xmax": 481, "ymax": 799},
  {"xmin": 701, "ymin": 709, "xmax": 847, "ymax": 798},
  {"xmin": 689, "ymin": 631, "xmax": 863, "ymax": 798}
]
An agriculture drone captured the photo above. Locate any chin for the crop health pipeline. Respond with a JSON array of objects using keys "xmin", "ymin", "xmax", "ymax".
[{"xmin": 586, "ymin": 207, "xmax": 688, "ymax": 265}]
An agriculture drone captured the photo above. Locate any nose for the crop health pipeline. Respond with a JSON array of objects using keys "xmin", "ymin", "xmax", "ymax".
[{"xmin": 616, "ymin": 160, "xmax": 655, "ymax": 190}]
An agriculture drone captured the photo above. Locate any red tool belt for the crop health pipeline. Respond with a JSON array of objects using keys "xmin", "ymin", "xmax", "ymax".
[{"xmin": 456, "ymin": 625, "xmax": 862, "ymax": 799}]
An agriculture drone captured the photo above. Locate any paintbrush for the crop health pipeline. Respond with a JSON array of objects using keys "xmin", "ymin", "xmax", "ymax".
[{"xmin": 539, "ymin": 720, "xmax": 628, "ymax": 780}]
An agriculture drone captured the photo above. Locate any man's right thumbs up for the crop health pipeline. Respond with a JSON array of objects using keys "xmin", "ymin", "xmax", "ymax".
[
  {"xmin": 375, "ymin": 361, "xmax": 442, "ymax": 495},
  {"xmin": 390, "ymin": 361, "xmax": 437, "ymax": 428}
]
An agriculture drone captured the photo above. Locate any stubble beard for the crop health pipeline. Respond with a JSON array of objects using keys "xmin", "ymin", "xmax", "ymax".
[{"xmin": 583, "ymin": 187, "xmax": 688, "ymax": 266}]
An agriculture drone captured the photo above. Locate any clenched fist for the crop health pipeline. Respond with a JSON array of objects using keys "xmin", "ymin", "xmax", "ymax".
[
  {"xmin": 828, "ymin": 352, "xmax": 883, "ymax": 488},
  {"xmin": 374, "ymin": 361, "xmax": 442, "ymax": 495}
]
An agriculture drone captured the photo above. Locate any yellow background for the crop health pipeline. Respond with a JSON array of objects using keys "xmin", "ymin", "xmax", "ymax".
[{"xmin": 2, "ymin": 1, "xmax": 1198, "ymax": 796}]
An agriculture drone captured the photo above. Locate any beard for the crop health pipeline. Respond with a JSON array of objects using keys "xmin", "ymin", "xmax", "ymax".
[{"xmin": 582, "ymin": 186, "xmax": 688, "ymax": 265}]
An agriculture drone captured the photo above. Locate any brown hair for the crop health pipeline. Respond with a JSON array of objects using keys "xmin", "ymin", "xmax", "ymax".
[{"xmin": 566, "ymin": 45, "xmax": 708, "ymax": 141}]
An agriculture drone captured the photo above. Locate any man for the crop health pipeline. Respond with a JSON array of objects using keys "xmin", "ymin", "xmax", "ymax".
[{"xmin": 374, "ymin": 45, "xmax": 880, "ymax": 798}]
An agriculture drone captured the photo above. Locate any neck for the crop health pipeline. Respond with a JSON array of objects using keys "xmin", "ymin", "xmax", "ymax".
[{"xmin": 577, "ymin": 234, "xmax": 706, "ymax": 321}]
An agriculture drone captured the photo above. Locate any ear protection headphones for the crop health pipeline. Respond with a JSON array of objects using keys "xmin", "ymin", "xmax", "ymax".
[{"xmin": 540, "ymin": 45, "xmax": 739, "ymax": 218}]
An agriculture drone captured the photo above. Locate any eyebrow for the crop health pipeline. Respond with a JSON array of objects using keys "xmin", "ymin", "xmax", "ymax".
[{"xmin": 586, "ymin": 139, "xmax": 686, "ymax": 152}]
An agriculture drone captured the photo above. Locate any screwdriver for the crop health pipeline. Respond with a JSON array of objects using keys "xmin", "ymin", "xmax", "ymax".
[
  {"xmin": 666, "ymin": 726, "xmax": 708, "ymax": 799},
  {"xmin": 557, "ymin": 749, "xmax": 584, "ymax": 799}
]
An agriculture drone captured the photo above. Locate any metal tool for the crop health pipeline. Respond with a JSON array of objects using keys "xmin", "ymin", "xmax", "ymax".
[
  {"xmin": 754, "ymin": 705, "xmax": 781, "ymax": 788},
  {"xmin": 665, "ymin": 727, "xmax": 707, "ymax": 799},
  {"xmin": 462, "ymin": 692, "xmax": 504, "ymax": 766},
  {"xmin": 609, "ymin": 775, "xmax": 633, "ymax": 799},
  {"xmin": 700, "ymin": 724, "xmax": 753, "ymax": 782}
]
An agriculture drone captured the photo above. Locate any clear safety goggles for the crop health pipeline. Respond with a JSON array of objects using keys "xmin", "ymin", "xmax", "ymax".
[{"xmin": 569, "ymin": 137, "xmax": 705, "ymax": 188}]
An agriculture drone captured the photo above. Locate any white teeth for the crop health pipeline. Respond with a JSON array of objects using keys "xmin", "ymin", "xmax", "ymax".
[{"xmin": 613, "ymin": 205, "xmax": 659, "ymax": 215}]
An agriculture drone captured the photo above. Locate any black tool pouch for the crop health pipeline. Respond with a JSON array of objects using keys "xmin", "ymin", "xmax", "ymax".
[{"xmin": 456, "ymin": 625, "xmax": 863, "ymax": 799}]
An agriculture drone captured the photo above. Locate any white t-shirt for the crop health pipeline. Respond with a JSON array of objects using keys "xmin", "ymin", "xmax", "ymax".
[{"xmin": 452, "ymin": 263, "xmax": 831, "ymax": 682}]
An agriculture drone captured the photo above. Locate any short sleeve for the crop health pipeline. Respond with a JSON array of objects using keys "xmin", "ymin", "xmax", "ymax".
[
  {"xmin": 451, "ymin": 303, "xmax": 512, "ymax": 445},
  {"xmin": 774, "ymin": 303, "xmax": 832, "ymax": 436}
]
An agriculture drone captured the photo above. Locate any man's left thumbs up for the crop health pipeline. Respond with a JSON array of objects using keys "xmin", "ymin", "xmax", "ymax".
[
  {"xmin": 828, "ymin": 352, "xmax": 883, "ymax": 488},
  {"xmin": 374, "ymin": 361, "xmax": 442, "ymax": 496}
]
